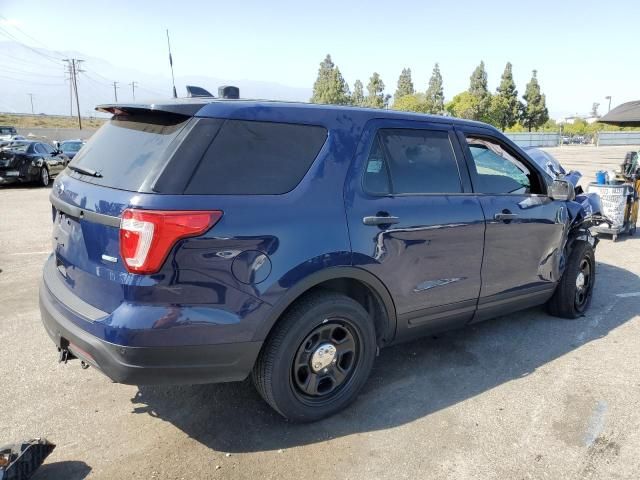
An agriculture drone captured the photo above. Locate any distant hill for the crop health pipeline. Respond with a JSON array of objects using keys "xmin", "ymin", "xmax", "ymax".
[{"xmin": 0, "ymin": 41, "xmax": 312, "ymax": 115}]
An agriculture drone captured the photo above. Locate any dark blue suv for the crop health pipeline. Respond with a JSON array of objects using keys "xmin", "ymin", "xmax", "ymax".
[{"xmin": 40, "ymin": 98, "xmax": 599, "ymax": 421}]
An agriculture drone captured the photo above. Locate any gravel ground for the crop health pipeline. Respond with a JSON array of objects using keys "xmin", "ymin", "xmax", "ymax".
[{"xmin": 1, "ymin": 145, "xmax": 639, "ymax": 479}]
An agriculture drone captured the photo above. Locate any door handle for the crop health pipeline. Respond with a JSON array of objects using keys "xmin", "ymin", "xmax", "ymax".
[
  {"xmin": 494, "ymin": 212, "xmax": 518, "ymax": 221},
  {"xmin": 363, "ymin": 215, "xmax": 400, "ymax": 226}
]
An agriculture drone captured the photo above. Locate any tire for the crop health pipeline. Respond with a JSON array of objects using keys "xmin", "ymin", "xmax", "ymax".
[
  {"xmin": 547, "ymin": 241, "xmax": 595, "ymax": 319},
  {"xmin": 252, "ymin": 291, "xmax": 377, "ymax": 422},
  {"xmin": 39, "ymin": 167, "xmax": 50, "ymax": 187}
]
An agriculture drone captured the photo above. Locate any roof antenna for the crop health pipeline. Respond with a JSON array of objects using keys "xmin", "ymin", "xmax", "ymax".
[{"xmin": 166, "ymin": 29, "xmax": 177, "ymax": 98}]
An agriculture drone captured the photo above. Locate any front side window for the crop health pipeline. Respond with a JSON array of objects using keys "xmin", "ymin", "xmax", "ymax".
[
  {"xmin": 363, "ymin": 129, "xmax": 462, "ymax": 195},
  {"xmin": 466, "ymin": 137, "xmax": 532, "ymax": 194}
]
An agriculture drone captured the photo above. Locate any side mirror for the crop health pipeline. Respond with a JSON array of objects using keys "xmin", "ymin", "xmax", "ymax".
[{"xmin": 548, "ymin": 179, "xmax": 575, "ymax": 201}]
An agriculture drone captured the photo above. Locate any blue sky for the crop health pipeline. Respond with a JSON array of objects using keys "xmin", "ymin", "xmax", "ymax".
[{"xmin": 1, "ymin": 0, "xmax": 639, "ymax": 118}]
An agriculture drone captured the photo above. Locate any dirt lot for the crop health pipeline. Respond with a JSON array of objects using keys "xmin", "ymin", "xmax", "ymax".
[{"xmin": 1, "ymin": 145, "xmax": 639, "ymax": 479}]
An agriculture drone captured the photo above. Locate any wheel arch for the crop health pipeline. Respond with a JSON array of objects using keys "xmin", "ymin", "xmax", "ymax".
[{"xmin": 254, "ymin": 267, "xmax": 397, "ymax": 347}]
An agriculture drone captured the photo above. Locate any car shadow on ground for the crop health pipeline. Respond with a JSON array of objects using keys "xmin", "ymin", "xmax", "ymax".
[
  {"xmin": 0, "ymin": 182, "xmax": 51, "ymax": 190},
  {"xmin": 130, "ymin": 261, "xmax": 639, "ymax": 454},
  {"xmin": 32, "ymin": 460, "xmax": 91, "ymax": 480}
]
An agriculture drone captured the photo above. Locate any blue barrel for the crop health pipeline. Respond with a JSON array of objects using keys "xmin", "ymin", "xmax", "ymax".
[{"xmin": 595, "ymin": 171, "xmax": 607, "ymax": 184}]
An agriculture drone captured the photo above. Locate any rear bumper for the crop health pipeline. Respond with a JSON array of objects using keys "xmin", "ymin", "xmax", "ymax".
[
  {"xmin": 0, "ymin": 167, "xmax": 38, "ymax": 184},
  {"xmin": 39, "ymin": 279, "xmax": 263, "ymax": 385}
]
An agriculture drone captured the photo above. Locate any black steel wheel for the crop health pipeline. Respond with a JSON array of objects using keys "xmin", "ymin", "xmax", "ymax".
[
  {"xmin": 574, "ymin": 257, "xmax": 592, "ymax": 312},
  {"xmin": 253, "ymin": 291, "xmax": 377, "ymax": 422},
  {"xmin": 291, "ymin": 319, "xmax": 359, "ymax": 404},
  {"xmin": 547, "ymin": 240, "xmax": 595, "ymax": 319}
]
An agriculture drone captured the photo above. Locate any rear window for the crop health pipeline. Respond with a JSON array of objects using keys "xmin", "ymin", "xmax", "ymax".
[
  {"xmin": 184, "ymin": 120, "xmax": 327, "ymax": 195},
  {"xmin": 69, "ymin": 113, "xmax": 193, "ymax": 191}
]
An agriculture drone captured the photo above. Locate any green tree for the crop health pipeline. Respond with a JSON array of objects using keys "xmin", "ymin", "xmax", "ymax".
[
  {"xmin": 424, "ymin": 63, "xmax": 444, "ymax": 114},
  {"xmin": 364, "ymin": 72, "xmax": 388, "ymax": 109},
  {"xmin": 467, "ymin": 61, "xmax": 492, "ymax": 121},
  {"xmin": 490, "ymin": 62, "xmax": 520, "ymax": 130},
  {"xmin": 392, "ymin": 93, "xmax": 428, "ymax": 113},
  {"xmin": 394, "ymin": 68, "xmax": 414, "ymax": 102},
  {"xmin": 521, "ymin": 70, "xmax": 549, "ymax": 131},
  {"xmin": 310, "ymin": 54, "xmax": 350, "ymax": 105},
  {"xmin": 445, "ymin": 91, "xmax": 481, "ymax": 120},
  {"xmin": 351, "ymin": 79, "xmax": 365, "ymax": 106}
]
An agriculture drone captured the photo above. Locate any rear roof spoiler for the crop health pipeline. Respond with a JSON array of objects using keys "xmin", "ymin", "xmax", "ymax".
[{"xmin": 95, "ymin": 100, "xmax": 210, "ymax": 117}]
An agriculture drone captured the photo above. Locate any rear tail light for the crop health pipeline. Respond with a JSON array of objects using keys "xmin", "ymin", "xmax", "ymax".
[{"xmin": 119, "ymin": 209, "xmax": 222, "ymax": 274}]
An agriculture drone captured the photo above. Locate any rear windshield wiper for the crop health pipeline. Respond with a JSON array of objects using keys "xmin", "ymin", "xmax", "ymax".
[{"xmin": 68, "ymin": 165, "xmax": 103, "ymax": 178}]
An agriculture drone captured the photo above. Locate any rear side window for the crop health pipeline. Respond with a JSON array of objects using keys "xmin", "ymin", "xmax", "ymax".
[
  {"xmin": 184, "ymin": 120, "xmax": 327, "ymax": 195},
  {"xmin": 363, "ymin": 129, "xmax": 462, "ymax": 195},
  {"xmin": 70, "ymin": 113, "xmax": 192, "ymax": 191}
]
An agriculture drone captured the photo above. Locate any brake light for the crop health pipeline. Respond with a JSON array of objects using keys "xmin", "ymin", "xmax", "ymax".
[{"xmin": 119, "ymin": 209, "xmax": 222, "ymax": 274}]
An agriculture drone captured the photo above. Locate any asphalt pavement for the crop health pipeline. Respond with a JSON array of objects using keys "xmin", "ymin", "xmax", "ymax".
[{"xmin": 0, "ymin": 145, "xmax": 638, "ymax": 479}]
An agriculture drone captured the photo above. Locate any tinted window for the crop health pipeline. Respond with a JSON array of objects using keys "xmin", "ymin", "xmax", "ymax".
[
  {"xmin": 42, "ymin": 144, "xmax": 56, "ymax": 154},
  {"xmin": 4, "ymin": 142, "xmax": 29, "ymax": 153},
  {"xmin": 35, "ymin": 144, "xmax": 47, "ymax": 154},
  {"xmin": 466, "ymin": 137, "xmax": 531, "ymax": 194},
  {"xmin": 363, "ymin": 137, "xmax": 391, "ymax": 194},
  {"xmin": 185, "ymin": 120, "xmax": 327, "ymax": 195},
  {"xmin": 71, "ymin": 113, "xmax": 192, "ymax": 191},
  {"xmin": 366, "ymin": 129, "xmax": 462, "ymax": 194},
  {"xmin": 61, "ymin": 141, "xmax": 83, "ymax": 153}
]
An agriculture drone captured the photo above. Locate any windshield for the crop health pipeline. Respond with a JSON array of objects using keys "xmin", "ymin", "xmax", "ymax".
[
  {"xmin": 0, "ymin": 127, "xmax": 16, "ymax": 135},
  {"xmin": 61, "ymin": 141, "xmax": 83, "ymax": 152}
]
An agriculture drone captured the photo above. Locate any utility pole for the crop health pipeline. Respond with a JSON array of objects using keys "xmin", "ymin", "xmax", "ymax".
[
  {"xmin": 129, "ymin": 81, "xmax": 138, "ymax": 101},
  {"xmin": 605, "ymin": 95, "xmax": 612, "ymax": 113},
  {"xmin": 65, "ymin": 63, "xmax": 73, "ymax": 116},
  {"xmin": 112, "ymin": 81, "xmax": 119, "ymax": 102},
  {"xmin": 64, "ymin": 58, "xmax": 84, "ymax": 129},
  {"xmin": 27, "ymin": 93, "xmax": 34, "ymax": 114},
  {"xmin": 166, "ymin": 29, "xmax": 177, "ymax": 98}
]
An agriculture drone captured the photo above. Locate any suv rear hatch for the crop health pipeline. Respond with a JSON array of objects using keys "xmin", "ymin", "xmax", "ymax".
[
  {"xmin": 49, "ymin": 101, "xmax": 329, "ymax": 317},
  {"xmin": 50, "ymin": 105, "xmax": 202, "ymax": 313}
]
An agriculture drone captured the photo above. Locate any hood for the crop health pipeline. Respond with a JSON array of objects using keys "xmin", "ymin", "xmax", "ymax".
[{"xmin": 563, "ymin": 170, "xmax": 582, "ymax": 188}]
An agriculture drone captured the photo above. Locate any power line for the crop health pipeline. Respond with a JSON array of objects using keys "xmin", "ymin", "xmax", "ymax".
[
  {"xmin": 0, "ymin": 73, "xmax": 64, "ymax": 87},
  {"xmin": 136, "ymin": 85, "xmax": 166, "ymax": 97},
  {"xmin": 0, "ymin": 63, "xmax": 65, "ymax": 79},
  {"xmin": 0, "ymin": 14, "xmax": 66, "ymax": 59},
  {"xmin": 0, "ymin": 50, "xmax": 63, "ymax": 71},
  {"xmin": 0, "ymin": 25, "xmax": 64, "ymax": 66},
  {"xmin": 79, "ymin": 71, "xmax": 111, "ymax": 88}
]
